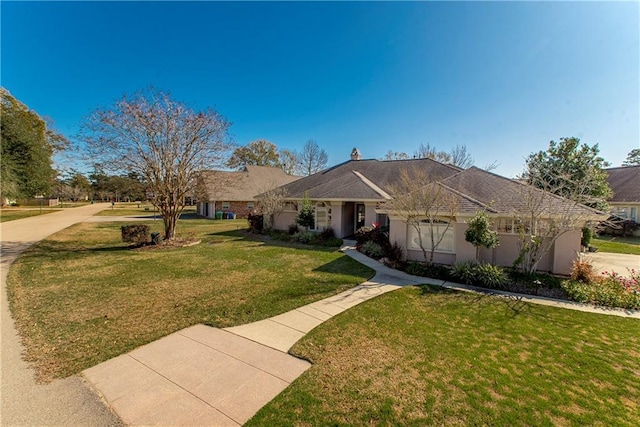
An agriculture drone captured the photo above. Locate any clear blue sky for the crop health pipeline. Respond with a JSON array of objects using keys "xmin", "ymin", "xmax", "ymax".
[{"xmin": 2, "ymin": 1, "xmax": 638, "ymax": 177}]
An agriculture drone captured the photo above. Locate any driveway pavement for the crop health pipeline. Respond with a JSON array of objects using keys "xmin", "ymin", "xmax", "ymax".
[
  {"xmin": 0, "ymin": 203, "xmax": 122, "ymax": 426},
  {"xmin": 586, "ymin": 251, "xmax": 640, "ymax": 277}
]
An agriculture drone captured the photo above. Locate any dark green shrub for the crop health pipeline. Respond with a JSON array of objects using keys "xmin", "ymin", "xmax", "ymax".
[
  {"xmin": 452, "ymin": 261, "xmax": 477, "ymax": 285},
  {"xmin": 475, "ymin": 263, "xmax": 509, "ymax": 289},
  {"xmin": 291, "ymin": 231, "xmax": 316, "ymax": 244},
  {"xmin": 121, "ymin": 225, "xmax": 150, "ymax": 246},
  {"xmin": 296, "ymin": 194, "xmax": 315, "ymax": 230},
  {"xmin": 355, "ymin": 225, "xmax": 390, "ymax": 248},
  {"xmin": 248, "ymin": 213, "xmax": 263, "ymax": 232},
  {"xmin": 405, "ymin": 262, "xmax": 426, "ymax": 276},
  {"xmin": 361, "ymin": 241, "xmax": 384, "ymax": 259},
  {"xmin": 384, "ymin": 242, "xmax": 403, "ymax": 263},
  {"xmin": 318, "ymin": 237, "xmax": 343, "ymax": 247},
  {"xmin": 288, "ymin": 224, "xmax": 300, "ymax": 235},
  {"xmin": 319, "ymin": 227, "xmax": 336, "ymax": 241},
  {"xmin": 581, "ymin": 227, "xmax": 593, "ymax": 247}
]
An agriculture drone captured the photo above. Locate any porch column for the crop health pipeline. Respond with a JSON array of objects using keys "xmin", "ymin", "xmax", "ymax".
[
  {"xmin": 330, "ymin": 201, "xmax": 344, "ymax": 238},
  {"xmin": 364, "ymin": 202, "xmax": 377, "ymax": 228}
]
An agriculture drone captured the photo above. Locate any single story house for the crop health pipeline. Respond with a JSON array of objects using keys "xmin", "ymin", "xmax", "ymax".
[
  {"xmin": 196, "ymin": 165, "xmax": 299, "ymax": 219},
  {"xmin": 605, "ymin": 165, "xmax": 640, "ymax": 226},
  {"xmin": 273, "ymin": 149, "xmax": 605, "ymax": 275}
]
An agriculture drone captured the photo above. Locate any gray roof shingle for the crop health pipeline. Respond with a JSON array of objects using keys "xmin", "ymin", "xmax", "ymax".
[
  {"xmin": 200, "ymin": 166, "xmax": 299, "ymax": 201},
  {"xmin": 606, "ymin": 166, "xmax": 640, "ymax": 203}
]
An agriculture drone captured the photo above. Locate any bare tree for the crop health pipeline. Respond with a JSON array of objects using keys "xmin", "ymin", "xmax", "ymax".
[
  {"xmin": 511, "ymin": 171, "xmax": 605, "ymax": 273},
  {"xmin": 385, "ymin": 169, "xmax": 459, "ymax": 264},
  {"xmin": 383, "ymin": 150, "xmax": 410, "ymax": 160},
  {"xmin": 256, "ymin": 185, "xmax": 288, "ymax": 230},
  {"xmin": 80, "ymin": 89, "xmax": 231, "ymax": 240},
  {"xmin": 296, "ymin": 140, "xmax": 328, "ymax": 176},
  {"xmin": 449, "ymin": 144, "xmax": 474, "ymax": 169},
  {"xmin": 279, "ymin": 149, "xmax": 298, "ymax": 175}
]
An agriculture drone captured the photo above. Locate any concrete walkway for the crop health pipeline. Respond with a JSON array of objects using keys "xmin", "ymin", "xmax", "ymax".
[
  {"xmin": 83, "ymin": 252, "xmax": 415, "ymax": 425},
  {"xmin": 587, "ymin": 251, "xmax": 640, "ymax": 277},
  {"xmin": 0, "ymin": 203, "xmax": 122, "ymax": 426}
]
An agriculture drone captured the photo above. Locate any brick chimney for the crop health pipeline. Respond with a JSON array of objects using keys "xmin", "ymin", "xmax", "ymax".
[{"xmin": 350, "ymin": 148, "xmax": 362, "ymax": 161}]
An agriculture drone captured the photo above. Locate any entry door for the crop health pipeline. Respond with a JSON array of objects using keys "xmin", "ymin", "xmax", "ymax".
[{"xmin": 355, "ymin": 204, "xmax": 366, "ymax": 230}]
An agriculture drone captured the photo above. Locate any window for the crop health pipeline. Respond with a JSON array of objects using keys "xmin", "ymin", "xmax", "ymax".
[
  {"xmin": 284, "ymin": 202, "xmax": 298, "ymax": 212},
  {"xmin": 315, "ymin": 202, "xmax": 329, "ymax": 231},
  {"xmin": 631, "ymin": 207, "xmax": 638, "ymax": 222},
  {"xmin": 247, "ymin": 202, "xmax": 255, "ymax": 210},
  {"xmin": 408, "ymin": 220, "xmax": 454, "ymax": 253},
  {"xmin": 221, "ymin": 202, "xmax": 230, "ymax": 210}
]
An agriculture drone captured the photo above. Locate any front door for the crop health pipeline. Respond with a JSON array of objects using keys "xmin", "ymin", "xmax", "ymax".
[{"xmin": 355, "ymin": 203, "xmax": 365, "ymax": 230}]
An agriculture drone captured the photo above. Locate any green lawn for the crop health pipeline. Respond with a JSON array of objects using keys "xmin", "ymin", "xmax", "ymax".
[
  {"xmin": 249, "ymin": 286, "xmax": 640, "ymax": 426},
  {"xmin": 0, "ymin": 209, "xmax": 61, "ymax": 222},
  {"xmin": 592, "ymin": 235, "xmax": 640, "ymax": 255},
  {"xmin": 96, "ymin": 202, "xmax": 190, "ymax": 216},
  {"xmin": 7, "ymin": 219, "xmax": 373, "ymax": 382}
]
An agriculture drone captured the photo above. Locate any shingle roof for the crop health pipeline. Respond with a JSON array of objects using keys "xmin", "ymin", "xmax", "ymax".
[
  {"xmin": 606, "ymin": 166, "xmax": 640, "ymax": 203},
  {"xmin": 279, "ymin": 158, "xmax": 462, "ymax": 200},
  {"xmin": 439, "ymin": 167, "xmax": 602, "ymax": 217},
  {"xmin": 200, "ymin": 166, "xmax": 299, "ymax": 201}
]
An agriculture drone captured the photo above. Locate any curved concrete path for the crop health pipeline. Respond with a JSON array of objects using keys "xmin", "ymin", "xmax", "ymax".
[{"xmin": 0, "ymin": 203, "xmax": 123, "ymax": 426}]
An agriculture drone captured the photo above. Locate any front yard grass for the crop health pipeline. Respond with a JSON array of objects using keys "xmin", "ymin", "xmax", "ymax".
[
  {"xmin": 592, "ymin": 235, "xmax": 640, "ymax": 255},
  {"xmin": 249, "ymin": 286, "xmax": 640, "ymax": 426},
  {"xmin": 7, "ymin": 219, "xmax": 373, "ymax": 382},
  {"xmin": 0, "ymin": 208, "xmax": 61, "ymax": 222},
  {"xmin": 96, "ymin": 202, "xmax": 196, "ymax": 217}
]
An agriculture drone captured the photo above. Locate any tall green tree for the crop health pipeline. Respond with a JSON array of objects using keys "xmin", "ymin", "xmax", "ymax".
[
  {"xmin": 0, "ymin": 88, "xmax": 66, "ymax": 201},
  {"xmin": 227, "ymin": 139, "xmax": 282, "ymax": 169},
  {"xmin": 524, "ymin": 137, "xmax": 612, "ymax": 211},
  {"xmin": 622, "ymin": 148, "xmax": 640, "ymax": 166}
]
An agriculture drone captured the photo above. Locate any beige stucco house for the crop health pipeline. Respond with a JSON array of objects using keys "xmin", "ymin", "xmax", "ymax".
[
  {"xmin": 273, "ymin": 150, "xmax": 604, "ymax": 275},
  {"xmin": 606, "ymin": 165, "xmax": 640, "ymax": 235},
  {"xmin": 196, "ymin": 165, "xmax": 299, "ymax": 219}
]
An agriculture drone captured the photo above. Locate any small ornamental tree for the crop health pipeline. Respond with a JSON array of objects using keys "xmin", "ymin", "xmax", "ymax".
[
  {"xmin": 465, "ymin": 211, "xmax": 499, "ymax": 260},
  {"xmin": 296, "ymin": 192, "xmax": 315, "ymax": 230}
]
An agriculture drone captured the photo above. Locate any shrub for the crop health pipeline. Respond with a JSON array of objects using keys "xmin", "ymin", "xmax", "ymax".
[
  {"xmin": 269, "ymin": 230, "xmax": 290, "ymax": 242},
  {"xmin": 562, "ymin": 273, "xmax": 640, "ymax": 310},
  {"xmin": 288, "ymin": 224, "xmax": 300, "ymax": 235},
  {"xmin": 318, "ymin": 237, "xmax": 343, "ymax": 247},
  {"xmin": 296, "ymin": 193, "xmax": 315, "ymax": 230},
  {"xmin": 319, "ymin": 227, "xmax": 336, "ymax": 240},
  {"xmin": 355, "ymin": 225, "xmax": 390, "ymax": 248},
  {"xmin": 452, "ymin": 261, "xmax": 477, "ymax": 285},
  {"xmin": 570, "ymin": 258, "xmax": 595, "ymax": 284},
  {"xmin": 475, "ymin": 263, "xmax": 509, "ymax": 289},
  {"xmin": 405, "ymin": 262, "xmax": 426, "ymax": 276},
  {"xmin": 248, "ymin": 213, "xmax": 264, "ymax": 232},
  {"xmin": 452, "ymin": 261, "xmax": 508, "ymax": 289},
  {"xmin": 581, "ymin": 227, "xmax": 593, "ymax": 248},
  {"xmin": 121, "ymin": 224, "xmax": 150, "ymax": 245},
  {"xmin": 361, "ymin": 241, "xmax": 384, "ymax": 259},
  {"xmin": 291, "ymin": 231, "xmax": 316, "ymax": 244},
  {"xmin": 384, "ymin": 242, "xmax": 403, "ymax": 263}
]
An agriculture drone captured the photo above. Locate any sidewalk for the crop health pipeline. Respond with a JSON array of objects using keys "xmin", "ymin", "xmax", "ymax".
[{"xmin": 1, "ymin": 203, "xmax": 122, "ymax": 426}]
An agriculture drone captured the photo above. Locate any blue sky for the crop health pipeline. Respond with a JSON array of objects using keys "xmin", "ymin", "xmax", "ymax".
[{"xmin": 2, "ymin": 1, "xmax": 638, "ymax": 177}]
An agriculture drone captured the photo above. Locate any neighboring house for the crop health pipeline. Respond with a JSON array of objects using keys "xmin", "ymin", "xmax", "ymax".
[
  {"xmin": 605, "ymin": 165, "xmax": 640, "ymax": 225},
  {"xmin": 274, "ymin": 150, "xmax": 604, "ymax": 275},
  {"xmin": 196, "ymin": 165, "xmax": 299, "ymax": 219}
]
